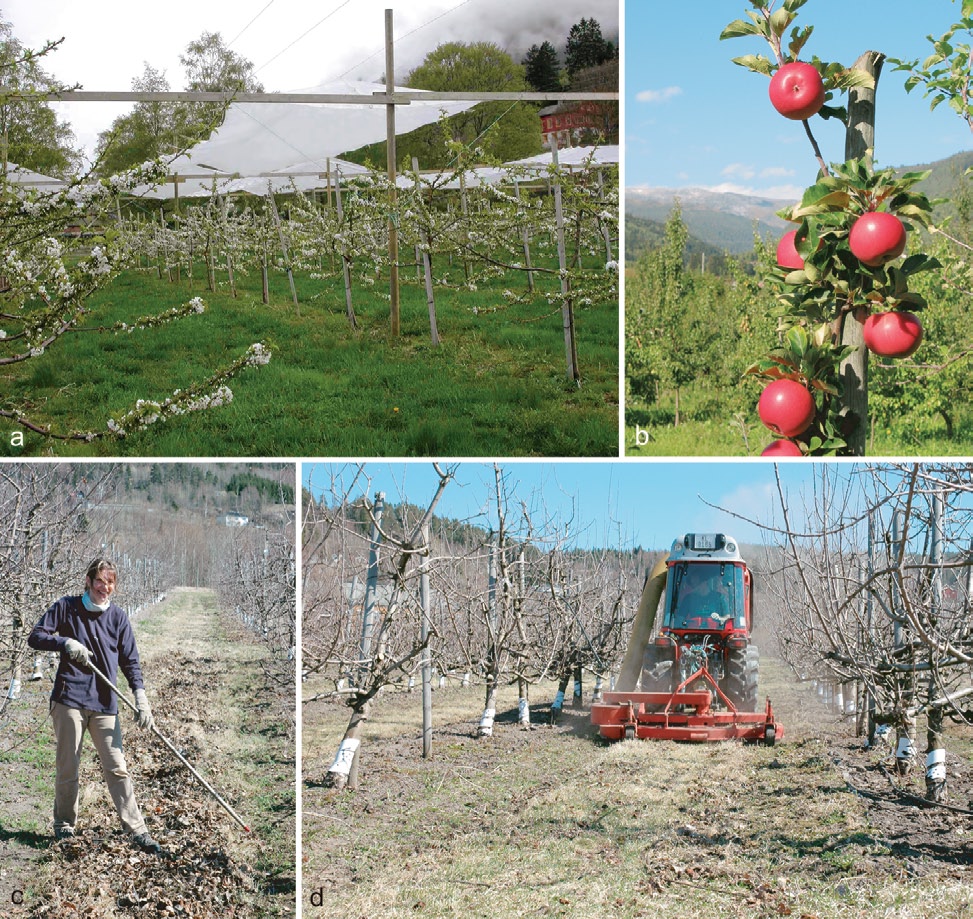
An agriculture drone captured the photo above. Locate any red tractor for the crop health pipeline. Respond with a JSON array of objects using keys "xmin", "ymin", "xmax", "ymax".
[{"xmin": 591, "ymin": 533, "xmax": 782, "ymax": 744}]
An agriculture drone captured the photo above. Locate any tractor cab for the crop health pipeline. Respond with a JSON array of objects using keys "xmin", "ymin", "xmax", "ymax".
[{"xmin": 662, "ymin": 534, "xmax": 750, "ymax": 636}]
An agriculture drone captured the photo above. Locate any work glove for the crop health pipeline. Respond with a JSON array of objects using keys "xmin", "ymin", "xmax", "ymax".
[
  {"xmin": 134, "ymin": 689, "xmax": 154, "ymax": 732},
  {"xmin": 63, "ymin": 638, "xmax": 91, "ymax": 668}
]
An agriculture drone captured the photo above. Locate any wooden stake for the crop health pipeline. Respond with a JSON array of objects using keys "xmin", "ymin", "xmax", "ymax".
[
  {"xmin": 386, "ymin": 9, "xmax": 401, "ymax": 336},
  {"xmin": 840, "ymin": 51, "xmax": 884, "ymax": 456},
  {"xmin": 413, "ymin": 157, "xmax": 439, "ymax": 345},
  {"xmin": 550, "ymin": 137, "xmax": 580, "ymax": 383},
  {"xmin": 268, "ymin": 187, "xmax": 300, "ymax": 314},
  {"xmin": 334, "ymin": 175, "xmax": 358, "ymax": 330}
]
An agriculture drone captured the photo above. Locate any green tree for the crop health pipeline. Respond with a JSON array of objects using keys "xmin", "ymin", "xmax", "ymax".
[
  {"xmin": 404, "ymin": 41, "xmax": 542, "ymax": 164},
  {"xmin": 626, "ymin": 204, "xmax": 728, "ymax": 425},
  {"xmin": 95, "ymin": 33, "xmax": 262, "ymax": 173},
  {"xmin": 179, "ymin": 31, "xmax": 264, "ymax": 142},
  {"xmin": 0, "ymin": 16, "xmax": 79, "ymax": 176},
  {"xmin": 564, "ymin": 18, "xmax": 616, "ymax": 77},
  {"xmin": 523, "ymin": 41, "xmax": 563, "ymax": 92},
  {"xmin": 95, "ymin": 64, "xmax": 181, "ymax": 176}
]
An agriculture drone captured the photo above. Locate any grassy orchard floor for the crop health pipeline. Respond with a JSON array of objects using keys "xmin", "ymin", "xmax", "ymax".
[
  {"xmin": 625, "ymin": 391, "xmax": 973, "ymax": 457},
  {"xmin": 303, "ymin": 662, "xmax": 973, "ymax": 919},
  {"xmin": 2, "ymin": 261, "xmax": 618, "ymax": 458},
  {"xmin": 1, "ymin": 587, "xmax": 295, "ymax": 918}
]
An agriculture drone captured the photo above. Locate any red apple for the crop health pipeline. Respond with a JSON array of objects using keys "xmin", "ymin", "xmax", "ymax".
[
  {"xmin": 769, "ymin": 62, "xmax": 826, "ymax": 120},
  {"xmin": 863, "ymin": 310, "xmax": 923, "ymax": 358},
  {"xmin": 776, "ymin": 230, "xmax": 804, "ymax": 270},
  {"xmin": 758, "ymin": 379, "xmax": 816, "ymax": 437},
  {"xmin": 849, "ymin": 212, "xmax": 907, "ymax": 267},
  {"xmin": 761, "ymin": 439, "xmax": 804, "ymax": 457}
]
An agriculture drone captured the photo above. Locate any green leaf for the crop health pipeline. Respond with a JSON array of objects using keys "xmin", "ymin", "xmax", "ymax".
[
  {"xmin": 720, "ymin": 19, "xmax": 762, "ymax": 39},
  {"xmin": 784, "ymin": 269, "xmax": 808, "ymax": 285},
  {"xmin": 730, "ymin": 54, "xmax": 774, "ymax": 75},
  {"xmin": 768, "ymin": 8, "xmax": 796, "ymax": 38},
  {"xmin": 895, "ymin": 291, "xmax": 928, "ymax": 309},
  {"xmin": 787, "ymin": 25, "xmax": 814, "ymax": 60},
  {"xmin": 783, "ymin": 0, "xmax": 809, "ymax": 11},
  {"xmin": 785, "ymin": 326, "xmax": 809, "ymax": 357},
  {"xmin": 816, "ymin": 103, "xmax": 848, "ymax": 123},
  {"xmin": 830, "ymin": 69, "xmax": 876, "ymax": 91}
]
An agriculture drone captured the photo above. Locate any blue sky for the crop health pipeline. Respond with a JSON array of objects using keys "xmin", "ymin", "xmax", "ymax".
[
  {"xmin": 304, "ymin": 460, "xmax": 834, "ymax": 550},
  {"xmin": 625, "ymin": 0, "xmax": 971, "ymax": 196}
]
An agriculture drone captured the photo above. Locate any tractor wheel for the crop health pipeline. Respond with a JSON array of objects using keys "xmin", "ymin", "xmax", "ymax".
[
  {"xmin": 640, "ymin": 645, "xmax": 674, "ymax": 695},
  {"xmin": 725, "ymin": 644, "xmax": 759, "ymax": 711}
]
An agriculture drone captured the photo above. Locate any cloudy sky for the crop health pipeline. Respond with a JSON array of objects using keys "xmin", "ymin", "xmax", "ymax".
[
  {"xmin": 5, "ymin": 0, "xmax": 619, "ymax": 162},
  {"xmin": 627, "ymin": 0, "xmax": 969, "ymax": 198}
]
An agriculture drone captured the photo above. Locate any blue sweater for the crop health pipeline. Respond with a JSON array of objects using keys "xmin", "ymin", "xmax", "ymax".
[{"xmin": 28, "ymin": 595, "xmax": 145, "ymax": 715}]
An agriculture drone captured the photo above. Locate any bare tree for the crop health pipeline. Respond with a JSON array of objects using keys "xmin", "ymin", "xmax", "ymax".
[
  {"xmin": 305, "ymin": 463, "xmax": 456, "ymax": 790},
  {"xmin": 761, "ymin": 463, "xmax": 973, "ymax": 802}
]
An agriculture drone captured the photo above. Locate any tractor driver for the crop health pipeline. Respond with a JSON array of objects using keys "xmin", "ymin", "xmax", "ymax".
[{"xmin": 689, "ymin": 577, "xmax": 733, "ymax": 627}]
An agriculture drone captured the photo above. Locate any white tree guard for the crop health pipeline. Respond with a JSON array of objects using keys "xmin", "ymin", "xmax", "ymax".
[{"xmin": 328, "ymin": 737, "xmax": 361, "ymax": 777}]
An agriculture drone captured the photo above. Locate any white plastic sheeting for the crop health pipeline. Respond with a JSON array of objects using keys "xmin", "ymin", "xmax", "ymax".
[
  {"xmin": 401, "ymin": 145, "xmax": 619, "ymax": 191},
  {"xmin": 130, "ymin": 158, "xmax": 371, "ymax": 200},
  {"xmin": 2, "ymin": 162, "xmax": 66, "ymax": 191},
  {"xmin": 162, "ymin": 80, "xmax": 475, "ymax": 178}
]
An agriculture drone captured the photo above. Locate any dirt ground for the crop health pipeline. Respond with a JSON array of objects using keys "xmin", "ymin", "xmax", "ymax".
[
  {"xmin": 0, "ymin": 588, "xmax": 295, "ymax": 918},
  {"xmin": 302, "ymin": 662, "xmax": 973, "ymax": 919}
]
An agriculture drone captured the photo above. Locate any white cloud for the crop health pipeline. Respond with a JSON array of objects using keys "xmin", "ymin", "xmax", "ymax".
[
  {"xmin": 636, "ymin": 86, "xmax": 683, "ymax": 103},
  {"xmin": 761, "ymin": 166, "xmax": 796, "ymax": 178},
  {"xmin": 704, "ymin": 181, "xmax": 804, "ymax": 200},
  {"xmin": 694, "ymin": 483, "xmax": 780, "ymax": 544},
  {"xmin": 722, "ymin": 163, "xmax": 756, "ymax": 180}
]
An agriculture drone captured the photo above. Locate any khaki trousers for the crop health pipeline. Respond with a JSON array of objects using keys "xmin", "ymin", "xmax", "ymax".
[{"xmin": 51, "ymin": 701, "xmax": 147, "ymax": 835}]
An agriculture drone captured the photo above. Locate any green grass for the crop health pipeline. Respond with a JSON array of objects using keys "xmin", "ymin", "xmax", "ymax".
[
  {"xmin": 626, "ymin": 391, "xmax": 973, "ymax": 457},
  {"xmin": 2, "ymin": 261, "xmax": 618, "ymax": 457}
]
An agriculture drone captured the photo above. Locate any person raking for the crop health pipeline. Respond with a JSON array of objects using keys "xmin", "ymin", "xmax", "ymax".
[{"xmin": 28, "ymin": 558, "xmax": 162, "ymax": 855}]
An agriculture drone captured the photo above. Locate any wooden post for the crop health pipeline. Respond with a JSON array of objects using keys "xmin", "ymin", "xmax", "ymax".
[
  {"xmin": 173, "ymin": 176, "xmax": 181, "ymax": 283},
  {"xmin": 420, "ymin": 523, "xmax": 433, "ymax": 760},
  {"xmin": 268, "ymin": 186, "xmax": 300, "ymax": 314},
  {"xmin": 513, "ymin": 180, "xmax": 535, "ymax": 293},
  {"xmin": 261, "ymin": 216, "xmax": 270, "ymax": 304},
  {"xmin": 359, "ymin": 492, "xmax": 384, "ymax": 687},
  {"xmin": 412, "ymin": 157, "xmax": 440, "ymax": 345},
  {"xmin": 840, "ymin": 51, "xmax": 884, "ymax": 456},
  {"xmin": 334, "ymin": 174, "xmax": 358, "ymax": 330},
  {"xmin": 596, "ymin": 168, "xmax": 614, "ymax": 265},
  {"xmin": 550, "ymin": 137, "xmax": 580, "ymax": 383},
  {"xmin": 385, "ymin": 9, "xmax": 401, "ymax": 336},
  {"xmin": 459, "ymin": 170, "xmax": 471, "ymax": 282}
]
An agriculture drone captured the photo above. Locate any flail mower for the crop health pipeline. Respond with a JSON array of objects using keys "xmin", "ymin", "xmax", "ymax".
[{"xmin": 591, "ymin": 533, "xmax": 783, "ymax": 745}]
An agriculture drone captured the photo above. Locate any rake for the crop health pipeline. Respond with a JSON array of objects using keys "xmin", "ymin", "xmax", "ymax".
[{"xmin": 88, "ymin": 661, "xmax": 251, "ymax": 833}]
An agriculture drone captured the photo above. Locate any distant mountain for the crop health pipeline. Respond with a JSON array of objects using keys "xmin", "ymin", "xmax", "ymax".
[
  {"xmin": 626, "ymin": 214, "xmax": 732, "ymax": 271},
  {"xmin": 626, "ymin": 186, "xmax": 790, "ymax": 254},
  {"xmin": 627, "ymin": 150, "xmax": 973, "ymax": 258}
]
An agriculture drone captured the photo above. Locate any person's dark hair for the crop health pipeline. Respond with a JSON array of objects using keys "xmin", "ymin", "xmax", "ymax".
[{"xmin": 85, "ymin": 558, "xmax": 118, "ymax": 586}]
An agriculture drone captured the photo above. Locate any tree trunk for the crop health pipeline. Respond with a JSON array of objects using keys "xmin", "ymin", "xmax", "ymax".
[
  {"xmin": 478, "ymin": 680, "xmax": 498, "ymax": 737},
  {"xmin": 324, "ymin": 700, "xmax": 369, "ymax": 790},
  {"xmin": 518, "ymin": 676, "xmax": 531, "ymax": 728},
  {"xmin": 895, "ymin": 707, "xmax": 917, "ymax": 776},
  {"xmin": 925, "ymin": 705, "xmax": 946, "ymax": 802},
  {"xmin": 550, "ymin": 669, "xmax": 570, "ymax": 724},
  {"xmin": 572, "ymin": 659, "xmax": 583, "ymax": 708},
  {"xmin": 840, "ymin": 51, "xmax": 884, "ymax": 456}
]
